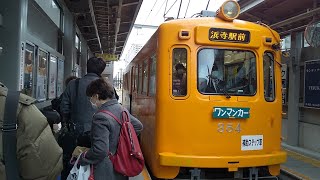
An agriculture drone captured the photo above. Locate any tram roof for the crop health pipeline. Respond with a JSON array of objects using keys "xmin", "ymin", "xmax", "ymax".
[
  {"xmin": 64, "ymin": 0, "xmax": 142, "ymax": 56},
  {"xmin": 238, "ymin": 0, "xmax": 320, "ymax": 37}
]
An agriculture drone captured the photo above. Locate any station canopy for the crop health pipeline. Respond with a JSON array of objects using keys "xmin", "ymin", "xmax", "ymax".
[
  {"xmin": 64, "ymin": 0, "xmax": 142, "ymax": 57},
  {"xmin": 238, "ymin": 0, "xmax": 320, "ymax": 37}
]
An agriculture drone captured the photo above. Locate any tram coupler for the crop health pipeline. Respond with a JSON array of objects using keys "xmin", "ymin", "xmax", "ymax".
[
  {"xmin": 249, "ymin": 167, "xmax": 259, "ymax": 180},
  {"xmin": 189, "ymin": 168, "xmax": 201, "ymax": 180}
]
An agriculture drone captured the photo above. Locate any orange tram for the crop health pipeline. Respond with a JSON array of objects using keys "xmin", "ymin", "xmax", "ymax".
[{"xmin": 122, "ymin": 0, "xmax": 286, "ymax": 179}]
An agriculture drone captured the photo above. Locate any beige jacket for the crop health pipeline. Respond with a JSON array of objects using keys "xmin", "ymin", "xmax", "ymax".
[{"xmin": 0, "ymin": 82, "xmax": 63, "ymax": 180}]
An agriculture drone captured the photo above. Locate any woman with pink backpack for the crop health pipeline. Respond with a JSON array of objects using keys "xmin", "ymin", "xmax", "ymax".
[{"xmin": 77, "ymin": 78, "xmax": 144, "ymax": 180}]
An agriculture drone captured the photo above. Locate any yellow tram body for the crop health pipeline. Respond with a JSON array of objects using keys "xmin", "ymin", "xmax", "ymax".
[{"xmin": 122, "ymin": 2, "xmax": 286, "ymax": 179}]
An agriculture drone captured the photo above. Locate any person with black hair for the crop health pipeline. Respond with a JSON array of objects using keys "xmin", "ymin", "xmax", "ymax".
[
  {"xmin": 172, "ymin": 63, "xmax": 187, "ymax": 96},
  {"xmin": 59, "ymin": 57, "xmax": 118, "ymax": 180}
]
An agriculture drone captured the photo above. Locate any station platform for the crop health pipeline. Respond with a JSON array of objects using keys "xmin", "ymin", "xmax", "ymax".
[
  {"xmin": 129, "ymin": 167, "xmax": 152, "ymax": 180},
  {"xmin": 281, "ymin": 143, "xmax": 320, "ymax": 180}
]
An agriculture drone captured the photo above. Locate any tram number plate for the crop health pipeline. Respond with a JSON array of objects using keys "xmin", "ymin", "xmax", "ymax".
[{"xmin": 241, "ymin": 135, "xmax": 263, "ymax": 151}]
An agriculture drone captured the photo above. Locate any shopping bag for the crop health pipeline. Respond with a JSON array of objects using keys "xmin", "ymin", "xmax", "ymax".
[{"xmin": 67, "ymin": 153, "xmax": 91, "ymax": 180}]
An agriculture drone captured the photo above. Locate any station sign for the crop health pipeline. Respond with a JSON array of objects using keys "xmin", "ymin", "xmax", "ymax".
[
  {"xmin": 304, "ymin": 60, "xmax": 320, "ymax": 108},
  {"xmin": 95, "ymin": 53, "xmax": 119, "ymax": 61},
  {"xmin": 209, "ymin": 28, "xmax": 250, "ymax": 43}
]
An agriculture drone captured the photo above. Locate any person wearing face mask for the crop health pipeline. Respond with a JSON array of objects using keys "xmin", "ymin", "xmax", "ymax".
[
  {"xmin": 59, "ymin": 57, "xmax": 118, "ymax": 180},
  {"xmin": 79, "ymin": 78, "xmax": 143, "ymax": 180}
]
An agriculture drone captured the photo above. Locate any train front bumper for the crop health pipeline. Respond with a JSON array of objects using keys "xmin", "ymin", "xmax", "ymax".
[{"xmin": 159, "ymin": 151, "xmax": 287, "ymax": 172}]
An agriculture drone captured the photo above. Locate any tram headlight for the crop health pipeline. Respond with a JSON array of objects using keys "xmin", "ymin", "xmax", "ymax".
[{"xmin": 217, "ymin": 0, "xmax": 240, "ymax": 21}]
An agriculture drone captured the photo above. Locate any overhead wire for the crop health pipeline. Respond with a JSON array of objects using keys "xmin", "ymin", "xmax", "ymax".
[
  {"xmin": 184, "ymin": 0, "xmax": 191, "ymax": 18},
  {"xmin": 177, "ymin": 0, "xmax": 183, "ymax": 19},
  {"xmin": 206, "ymin": 0, "xmax": 211, "ymax": 10},
  {"xmin": 155, "ymin": 0, "xmax": 167, "ymax": 17},
  {"xmin": 163, "ymin": 0, "xmax": 169, "ymax": 19},
  {"xmin": 164, "ymin": 0, "xmax": 179, "ymax": 17},
  {"xmin": 144, "ymin": 0, "xmax": 158, "ymax": 24}
]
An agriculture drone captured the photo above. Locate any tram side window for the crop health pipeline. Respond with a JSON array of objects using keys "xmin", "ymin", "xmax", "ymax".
[
  {"xmin": 142, "ymin": 59, "xmax": 149, "ymax": 94},
  {"xmin": 127, "ymin": 72, "xmax": 131, "ymax": 91},
  {"xmin": 263, "ymin": 52, "xmax": 275, "ymax": 102},
  {"xmin": 149, "ymin": 55, "xmax": 157, "ymax": 96},
  {"xmin": 123, "ymin": 73, "xmax": 128, "ymax": 90},
  {"xmin": 134, "ymin": 66, "xmax": 138, "ymax": 91},
  {"xmin": 172, "ymin": 48, "xmax": 187, "ymax": 96},
  {"xmin": 138, "ymin": 64, "xmax": 143, "ymax": 94}
]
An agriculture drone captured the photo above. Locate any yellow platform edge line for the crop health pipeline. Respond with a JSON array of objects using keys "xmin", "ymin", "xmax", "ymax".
[
  {"xmin": 142, "ymin": 167, "xmax": 152, "ymax": 180},
  {"xmin": 281, "ymin": 166, "xmax": 311, "ymax": 180},
  {"xmin": 283, "ymin": 148, "xmax": 320, "ymax": 168}
]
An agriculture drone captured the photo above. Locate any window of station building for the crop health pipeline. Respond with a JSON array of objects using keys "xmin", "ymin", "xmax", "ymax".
[
  {"xmin": 138, "ymin": 64, "xmax": 143, "ymax": 93},
  {"xmin": 197, "ymin": 49, "xmax": 257, "ymax": 96},
  {"xmin": 149, "ymin": 55, "xmax": 157, "ymax": 96},
  {"xmin": 34, "ymin": 0, "xmax": 62, "ymax": 28},
  {"xmin": 263, "ymin": 52, "xmax": 275, "ymax": 102},
  {"xmin": 22, "ymin": 43, "xmax": 36, "ymax": 97},
  {"xmin": 304, "ymin": 36, "xmax": 310, "ymax": 47},
  {"xmin": 280, "ymin": 35, "xmax": 291, "ymax": 51},
  {"xmin": 142, "ymin": 59, "xmax": 149, "ymax": 94},
  {"xmin": 172, "ymin": 48, "xmax": 187, "ymax": 96},
  {"xmin": 37, "ymin": 49, "xmax": 49, "ymax": 101}
]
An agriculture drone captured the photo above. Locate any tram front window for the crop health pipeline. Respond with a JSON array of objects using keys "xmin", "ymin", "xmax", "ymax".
[{"xmin": 197, "ymin": 49, "xmax": 256, "ymax": 96}]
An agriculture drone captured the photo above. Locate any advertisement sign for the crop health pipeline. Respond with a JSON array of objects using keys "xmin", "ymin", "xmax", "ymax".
[
  {"xmin": 48, "ymin": 56, "xmax": 57, "ymax": 99},
  {"xmin": 19, "ymin": 43, "xmax": 25, "ymax": 91},
  {"xmin": 57, "ymin": 59, "xmax": 64, "ymax": 97},
  {"xmin": 304, "ymin": 60, "xmax": 320, "ymax": 108},
  {"xmin": 36, "ymin": 50, "xmax": 48, "ymax": 101}
]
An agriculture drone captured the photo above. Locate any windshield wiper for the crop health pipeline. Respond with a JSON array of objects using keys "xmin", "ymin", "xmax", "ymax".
[
  {"xmin": 217, "ymin": 84, "xmax": 231, "ymax": 99},
  {"xmin": 207, "ymin": 65, "xmax": 231, "ymax": 99}
]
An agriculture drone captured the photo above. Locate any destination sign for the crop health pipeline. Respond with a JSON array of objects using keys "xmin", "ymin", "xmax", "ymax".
[{"xmin": 209, "ymin": 28, "xmax": 250, "ymax": 43}]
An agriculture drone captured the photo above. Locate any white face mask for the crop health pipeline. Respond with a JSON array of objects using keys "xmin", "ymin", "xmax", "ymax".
[{"xmin": 90, "ymin": 96, "xmax": 98, "ymax": 109}]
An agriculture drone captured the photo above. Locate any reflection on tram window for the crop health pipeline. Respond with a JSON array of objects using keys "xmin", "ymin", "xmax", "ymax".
[
  {"xmin": 197, "ymin": 49, "xmax": 257, "ymax": 96},
  {"xmin": 22, "ymin": 44, "xmax": 35, "ymax": 97},
  {"xmin": 37, "ymin": 50, "xmax": 48, "ymax": 101}
]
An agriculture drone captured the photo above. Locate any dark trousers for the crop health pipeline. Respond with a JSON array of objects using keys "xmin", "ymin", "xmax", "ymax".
[
  {"xmin": 59, "ymin": 131, "xmax": 91, "ymax": 180},
  {"xmin": 58, "ymin": 130, "xmax": 77, "ymax": 180}
]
